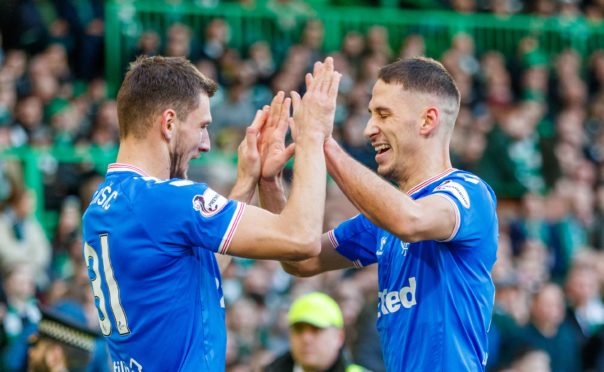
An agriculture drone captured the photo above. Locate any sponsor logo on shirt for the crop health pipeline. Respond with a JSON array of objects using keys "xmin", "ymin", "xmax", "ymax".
[
  {"xmin": 113, "ymin": 358, "xmax": 142, "ymax": 372},
  {"xmin": 435, "ymin": 180, "xmax": 470, "ymax": 208},
  {"xmin": 377, "ymin": 277, "xmax": 417, "ymax": 317},
  {"xmin": 192, "ymin": 188, "xmax": 228, "ymax": 217}
]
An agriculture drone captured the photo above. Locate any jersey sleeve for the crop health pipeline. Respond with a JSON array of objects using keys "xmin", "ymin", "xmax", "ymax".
[
  {"xmin": 132, "ymin": 178, "xmax": 244, "ymax": 254},
  {"xmin": 430, "ymin": 174, "xmax": 497, "ymax": 244},
  {"xmin": 329, "ymin": 214, "xmax": 378, "ymax": 267}
]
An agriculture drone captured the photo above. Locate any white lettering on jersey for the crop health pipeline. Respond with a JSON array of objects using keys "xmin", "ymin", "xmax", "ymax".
[
  {"xmin": 216, "ymin": 277, "xmax": 225, "ymax": 308},
  {"xmin": 462, "ymin": 174, "xmax": 480, "ymax": 184},
  {"xmin": 435, "ymin": 180, "xmax": 470, "ymax": 208},
  {"xmin": 377, "ymin": 277, "xmax": 417, "ymax": 317},
  {"xmin": 377, "ymin": 237, "xmax": 386, "ymax": 256},
  {"xmin": 400, "ymin": 241, "xmax": 410, "ymax": 256},
  {"xmin": 91, "ymin": 186, "xmax": 118, "ymax": 210},
  {"xmin": 112, "ymin": 358, "xmax": 142, "ymax": 372},
  {"xmin": 192, "ymin": 188, "xmax": 228, "ymax": 217}
]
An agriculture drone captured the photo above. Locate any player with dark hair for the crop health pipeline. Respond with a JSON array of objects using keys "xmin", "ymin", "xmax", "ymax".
[
  {"xmin": 82, "ymin": 55, "xmax": 341, "ymax": 370},
  {"xmin": 263, "ymin": 57, "xmax": 498, "ymax": 371}
]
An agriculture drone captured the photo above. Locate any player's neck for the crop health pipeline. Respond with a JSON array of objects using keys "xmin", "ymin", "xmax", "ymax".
[
  {"xmin": 398, "ymin": 157, "xmax": 452, "ymax": 194},
  {"xmin": 116, "ymin": 138, "xmax": 171, "ymax": 179}
]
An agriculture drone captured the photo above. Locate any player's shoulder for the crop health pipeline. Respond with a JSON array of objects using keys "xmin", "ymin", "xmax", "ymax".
[
  {"xmin": 431, "ymin": 170, "xmax": 496, "ymax": 209},
  {"xmin": 121, "ymin": 176, "xmax": 215, "ymax": 210},
  {"xmin": 127, "ymin": 176, "xmax": 208, "ymax": 195}
]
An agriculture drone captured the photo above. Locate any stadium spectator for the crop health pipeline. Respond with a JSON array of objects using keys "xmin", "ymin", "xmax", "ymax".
[
  {"xmin": 515, "ymin": 283, "xmax": 580, "ymax": 372},
  {"xmin": 0, "ymin": 184, "xmax": 51, "ymax": 289},
  {"xmin": 1, "ymin": 264, "xmax": 40, "ymax": 371},
  {"xmin": 264, "ymin": 292, "xmax": 366, "ymax": 372},
  {"xmin": 564, "ymin": 260, "xmax": 604, "ymax": 342}
]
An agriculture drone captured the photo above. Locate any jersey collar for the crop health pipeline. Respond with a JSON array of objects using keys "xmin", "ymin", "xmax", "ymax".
[
  {"xmin": 406, "ymin": 168, "xmax": 457, "ymax": 196},
  {"xmin": 107, "ymin": 163, "xmax": 149, "ymax": 177}
]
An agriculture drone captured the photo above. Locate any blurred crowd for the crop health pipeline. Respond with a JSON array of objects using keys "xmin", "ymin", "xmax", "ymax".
[{"xmin": 2, "ymin": 0, "xmax": 604, "ymax": 371}]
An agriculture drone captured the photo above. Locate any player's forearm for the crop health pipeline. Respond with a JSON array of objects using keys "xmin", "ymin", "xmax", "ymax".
[
  {"xmin": 324, "ymin": 138, "xmax": 421, "ymax": 239},
  {"xmin": 220, "ymin": 175, "xmax": 254, "ymax": 273},
  {"xmin": 281, "ymin": 259, "xmax": 319, "ymax": 277},
  {"xmin": 258, "ymin": 178, "xmax": 287, "ymax": 213},
  {"xmin": 280, "ymin": 134, "xmax": 326, "ymax": 244},
  {"xmin": 228, "ymin": 176, "xmax": 256, "ymax": 203}
]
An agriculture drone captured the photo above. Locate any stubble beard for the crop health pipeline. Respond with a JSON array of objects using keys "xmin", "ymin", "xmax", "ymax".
[{"xmin": 169, "ymin": 137, "xmax": 187, "ymax": 179}]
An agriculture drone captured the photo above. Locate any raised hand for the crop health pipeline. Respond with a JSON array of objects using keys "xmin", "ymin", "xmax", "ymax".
[
  {"xmin": 236, "ymin": 107, "xmax": 269, "ymax": 186},
  {"xmin": 258, "ymin": 91, "xmax": 296, "ymax": 182},
  {"xmin": 291, "ymin": 56, "xmax": 341, "ymax": 143}
]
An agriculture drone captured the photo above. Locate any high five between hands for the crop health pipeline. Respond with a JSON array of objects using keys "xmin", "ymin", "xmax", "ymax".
[{"xmin": 237, "ymin": 57, "xmax": 342, "ymax": 184}]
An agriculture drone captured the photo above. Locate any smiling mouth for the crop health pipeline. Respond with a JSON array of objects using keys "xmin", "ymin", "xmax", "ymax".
[{"xmin": 374, "ymin": 144, "xmax": 391, "ymax": 154}]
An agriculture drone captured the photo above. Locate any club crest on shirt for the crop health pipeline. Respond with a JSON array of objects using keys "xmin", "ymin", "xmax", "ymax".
[
  {"xmin": 435, "ymin": 180, "xmax": 470, "ymax": 208},
  {"xmin": 192, "ymin": 188, "xmax": 227, "ymax": 217}
]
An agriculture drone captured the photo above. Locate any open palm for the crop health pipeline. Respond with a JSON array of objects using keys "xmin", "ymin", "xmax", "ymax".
[{"xmin": 259, "ymin": 92, "xmax": 295, "ymax": 182}]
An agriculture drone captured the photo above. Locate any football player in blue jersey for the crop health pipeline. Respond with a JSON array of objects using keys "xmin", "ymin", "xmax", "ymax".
[
  {"xmin": 82, "ymin": 55, "xmax": 341, "ymax": 371},
  {"xmin": 262, "ymin": 57, "xmax": 498, "ymax": 371}
]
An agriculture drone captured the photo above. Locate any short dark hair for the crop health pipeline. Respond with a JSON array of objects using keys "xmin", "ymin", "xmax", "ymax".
[
  {"xmin": 117, "ymin": 56, "xmax": 218, "ymax": 139},
  {"xmin": 378, "ymin": 57, "xmax": 460, "ymax": 104}
]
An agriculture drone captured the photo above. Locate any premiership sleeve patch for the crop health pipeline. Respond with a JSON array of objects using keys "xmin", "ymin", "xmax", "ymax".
[
  {"xmin": 192, "ymin": 188, "xmax": 228, "ymax": 217},
  {"xmin": 434, "ymin": 180, "xmax": 470, "ymax": 208}
]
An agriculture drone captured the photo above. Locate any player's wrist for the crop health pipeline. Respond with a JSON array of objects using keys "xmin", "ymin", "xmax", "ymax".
[
  {"xmin": 323, "ymin": 136, "xmax": 339, "ymax": 154},
  {"xmin": 296, "ymin": 130, "xmax": 326, "ymax": 146},
  {"xmin": 259, "ymin": 176, "xmax": 284, "ymax": 192}
]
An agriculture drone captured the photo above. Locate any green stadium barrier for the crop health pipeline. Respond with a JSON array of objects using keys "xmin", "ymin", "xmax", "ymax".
[{"xmin": 106, "ymin": 0, "xmax": 604, "ymax": 96}]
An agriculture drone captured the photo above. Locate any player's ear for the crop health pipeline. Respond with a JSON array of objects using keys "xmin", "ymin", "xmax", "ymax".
[
  {"xmin": 160, "ymin": 109, "xmax": 177, "ymax": 142},
  {"xmin": 420, "ymin": 107, "xmax": 439, "ymax": 136}
]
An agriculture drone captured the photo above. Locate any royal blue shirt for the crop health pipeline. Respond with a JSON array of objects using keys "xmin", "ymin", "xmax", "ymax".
[
  {"xmin": 329, "ymin": 169, "xmax": 498, "ymax": 371},
  {"xmin": 82, "ymin": 163, "xmax": 245, "ymax": 371}
]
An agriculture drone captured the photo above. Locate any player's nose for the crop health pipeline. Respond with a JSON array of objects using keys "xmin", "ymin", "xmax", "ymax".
[
  {"xmin": 364, "ymin": 118, "xmax": 379, "ymax": 139},
  {"xmin": 199, "ymin": 132, "xmax": 211, "ymax": 153}
]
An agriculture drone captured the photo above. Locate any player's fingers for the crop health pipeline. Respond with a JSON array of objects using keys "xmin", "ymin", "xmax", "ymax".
[
  {"xmin": 277, "ymin": 97, "xmax": 292, "ymax": 137},
  {"xmin": 309, "ymin": 61, "xmax": 324, "ymax": 92},
  {"xmin": 269, "ymin": 91, "xmax": 284, "ymax": 128},
  {"xmin": 245, "ymin": 126, "xmax": 259, "ymax": 151},
  {"xmin": 328, "ymin": 72, "xmax": 342, "ymax": 99},
  {"xmin": 249, "ymin": 109, "xmax": 267, "ymax": 132},
  {"xmin": 320, "ymin": 57, "xmax": 334, "ymax": 93},
  {"xmin": 305, "ymin": 73, "xmax": 314, "ymax": 92},
  {"xmin": 287, "ymin": 117, "xmax": 297, "ymax": 141},
  {"xmin": 283, "ymin": 143, "xmax": 296, "ymax": 160},
  {"xmin": 313, "ymin": 60, "xmax": 322, "ymax": 78},
  {"xmin": 291, "ymin": 91, "xmax": 302, "ymax": 115}
]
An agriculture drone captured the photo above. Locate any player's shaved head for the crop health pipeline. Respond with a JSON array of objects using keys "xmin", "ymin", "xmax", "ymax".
[
  {"xmin": 378, "ymin": 57, "xmax": 460, "ymax": 129},
  {"xmin": 378, "ymin": 57, "xmax": 460, "ymax": 104},
  {"xmin": 117, "ymin": 56, "xmax": 217, "ymax": 139}
]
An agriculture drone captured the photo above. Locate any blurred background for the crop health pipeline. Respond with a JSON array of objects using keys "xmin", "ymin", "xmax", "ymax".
[{"xmin": 1, "ymin": 0, "xmax": 604, "ymax": 370}]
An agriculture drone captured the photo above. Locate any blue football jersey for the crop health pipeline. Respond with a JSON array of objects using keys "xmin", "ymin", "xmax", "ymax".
[
  {"xmin": 82, "ymin": 163, "xmax": 245, "ymax": 371},
  {"xmin": 329, "ymin": 169, "xmax": 498, "ymax": 371}
]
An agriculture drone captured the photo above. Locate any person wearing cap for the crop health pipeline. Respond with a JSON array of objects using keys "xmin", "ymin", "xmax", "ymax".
[
  {"xmin": 27, "ymin": 307, "xmax": 105, "ymax": 372},
  {"xmin": 264, "ymin": 292, "xmax": 366, "ymax": 372}
]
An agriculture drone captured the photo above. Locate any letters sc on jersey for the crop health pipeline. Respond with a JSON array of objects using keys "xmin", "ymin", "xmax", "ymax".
[
  {"xmin": 328, "ymin": 169, "xmax": 498, "ymax": 371},
  {"xmin": 82, "ymin": 163, "xmax": 245, "ymax": 371}
]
